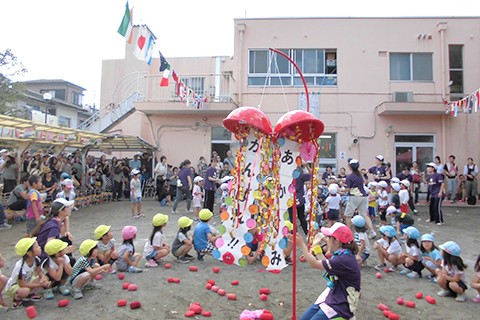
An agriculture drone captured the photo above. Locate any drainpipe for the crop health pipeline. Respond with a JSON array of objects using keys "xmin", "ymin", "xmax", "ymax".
[
  {"xmin": 438, "ymin": 22, "xmax": 448, "ymax": 160},
  {"xmin": 358, "ymin": 103, "xmax": 382, "ymax": 139},
  {"xmin": 237, "ymin": 24, "xmax": 246, "ymax": 107}
]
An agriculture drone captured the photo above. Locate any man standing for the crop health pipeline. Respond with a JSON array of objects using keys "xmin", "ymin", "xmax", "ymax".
[
  {"xmin": 172, "ymin": 159, "xmax": 193, "ymax": 214},
  {"xmin": 129, "ymin": 153, "xmax": 142, "ymax": 170},
  {"xmin": 223, "ymin": 150, "xmax": 235, "ymax": 170},
  {"xmin": 464, "ymin": 157, "xmax": 478, "ymax": 201},
  {"xmin": 444, "ymin": 155, "xmax": 458, "ymax": 203},
  {"xmin": 203, "ymin": 157, "xmax": 221, "ymax": 213},
  {"xmin": 141, "ymin": 152, "xmax": 153, "ymax": 179}
]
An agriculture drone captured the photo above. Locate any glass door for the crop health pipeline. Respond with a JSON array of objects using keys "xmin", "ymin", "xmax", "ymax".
[{"xmin": 394, "ymin": 135, "xmax": 435, "ymax": 176}]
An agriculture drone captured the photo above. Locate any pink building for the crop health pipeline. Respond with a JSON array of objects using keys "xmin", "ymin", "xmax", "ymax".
[{"xmin": 100, "ymin": 17, "xmax": 480, "ymax": 177}]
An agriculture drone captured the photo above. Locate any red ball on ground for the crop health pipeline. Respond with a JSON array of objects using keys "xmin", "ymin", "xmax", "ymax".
[
  {"xmin": 118, "ymin": 273, "xmax": 125, "ymax": 280},
  {"xmin": 122, "ymin": 282, "xmax": 130, "ymax": 289},
  {"xmin": 260, "ymin": 294, "xmax": 268, "ymax": 301},
  {"xmin": 95, "ymin": 274, "xmax": 102, "ymax": 280},
  {"xmin": 415, "ymin": 292, "xmax": 423, "ymax": 299},
  {"xmin": 376, "ymin": 272, "xmax": 382, "ymax": 278},
  {"xmin": 396, "ymin": 297, "xmax": 404, "ymax": 305},
  {"xmin": 130, "ymin": 301, "xmax": 141, "ymax": 309},
  {"xmin": 388, "ymin": 313, "xmax": 400, "ymax": 320},
  {"xmin": 189, "ymin": 304, "xmax": 202, "ymax": 314},
  {"xmin": 26, "ymin": 306, "xmax": 37, "ymax": 319},
  {"xmin": 173, "ymin": 278, "xmax": 180, "ymax": 283},
  {"xmin": 231, "ymin": 280, "xmax": 239, "ymax": 285},
  {"xmin": 211, "ymin": 286, "xmax": 219, "ymax": 292},
  {"xmin": 207, "ymin": 280, "xmax": 215, "ymax": 286},
  {"xmin": 383, "ymin": 310, "xmax": 392, "ymax": 317},
  {"xmin": 202, "ymin": 311, "xmax": 212, "ymax": 317},
  {"xmin": 167, "ymin": 277, "xmax": 173, "ymax": 283},
  {"xmin": 300, "ymin": 256, "xmax": 307, "ymax": 262},
  {"xmin": 164, "ymin": 263, "xmax": 171, "ymax": 269},
  {"xmin": 259, "ymin": 288, "xmax": 270, "ymax": 295},
  {"xmin": 377, "ymin": 303, "xmax": 389, "ymax": 311},
  {"xmin": 117, "ymin": 299, "xmax": 127, "ymax": 307},
  {"xmin": 259, "ymin": 310, "xmax": 274, "ymax": 320},
  {"xmin": 425, "ymin": 295, "xmax": 436, "ymax": 304},
  {"xmin": 212, "ymin": 267, "xmax": 220, "ymax": 273},
  {"xmin": 384, "ymin": 268, "xmax": 390, "ymax": 273},
  {"xmin": 189, "ymin": 266, "xmax": 198, "ymax": 272},
  {"xmin": 405, "ymin": 301, "xmax": 416, "ymax": 308},
  {"xmin": 227, "ymin": 293, "xmax": 237, "ymax": 300},
  {"xmin": 206, "ymin": 283, "xmax": 212, "ymax": 290},
  {"xmin": 58, "ymin": 299, "xmax": 69, "ymax": 307},
  {"xmin": 184, "ymin": 310, "xmax": 195, "ymax": 317},
  {"xmin": 218, "ymin": 289, "xmax": 227, "ymax": 296},
  {"xmin": 128, "ymin": 284, "xmax": 138, "ymax": 291}
]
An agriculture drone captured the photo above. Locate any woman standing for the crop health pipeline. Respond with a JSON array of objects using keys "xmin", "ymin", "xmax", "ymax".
[
  {"xmin": 423, "ymin": 162, "xmax": 445, "ymax": 226},
  {"xmin": 1, "ymin": 152, "xmax": 19, "ymax": 193},
  {"xmin": 290, "ymin": 222, "xmax": 360, "ymax": 320},
  {"xmin": 361, "ymin": 155, "xmax": 391, "ymax": 183},
  {"xmin": 42, "ymin": 167, "xmax": 58, "ymax": 202},
  {"xmin": 112, "ymin": 158, "xmax": 124, "ymax": 201}
]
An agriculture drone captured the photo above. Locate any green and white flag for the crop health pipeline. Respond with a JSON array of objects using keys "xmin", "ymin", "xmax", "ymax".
[{"xmin": 117, "ymin": 2, "xmax": 133, "ymax": 42}]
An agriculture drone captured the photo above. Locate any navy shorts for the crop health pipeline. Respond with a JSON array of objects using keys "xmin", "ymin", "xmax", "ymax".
[{"xmin": 326, "ymin": 209, "xmax": 339, "ymax": 221}]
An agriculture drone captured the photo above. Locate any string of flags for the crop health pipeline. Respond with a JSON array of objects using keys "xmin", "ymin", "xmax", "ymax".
[
  {"xmin": 445, "ymin": 88, "xmax": 480, "ymax": 117},
  {"xmin": 0, "ymin": 126, "xmax": 103, "ymax": 146},
  {"xmin": 117, "ymin": 1, "xmax": 207, "ymax": 109}
]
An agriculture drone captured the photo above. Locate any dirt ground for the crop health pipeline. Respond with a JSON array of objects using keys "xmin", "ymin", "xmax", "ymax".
[{"xmin": 1, "ymin": 199, "xmax": 479, "ymax": 320}]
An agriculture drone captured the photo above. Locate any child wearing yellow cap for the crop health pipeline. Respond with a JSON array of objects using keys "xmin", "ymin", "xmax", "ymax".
[
  {"xmin": 94, "ymin": 225, "xmax": 118, "ymax": 274},
  {"xmin": 0, "ymin": 253, "xmax": 9, "ymax": 312},
  {"xmin": 171, "ymin": 216, "xmax": 195, "ymax": 263},
  {"xmin": 41, "ymin": 239, "xmax": 73, "ymax": 299},
  {"xmin": 144, "ymin": 214, "xmax": 171, "ymax": 268},
  {"xmin": 5, "ymin": 238, "xmax": 50, "ymax": 309},
  {"xmin": 69, "ymin": 239, "xmax": 110, "ymax": 299},
  {"xmin": 193, "ymin": 209, "xmax": 221, "ymax": 261}
]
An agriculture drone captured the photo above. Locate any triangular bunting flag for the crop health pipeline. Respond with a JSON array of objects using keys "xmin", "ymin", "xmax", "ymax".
[{"xmin": 159, "ymin": 51, "xmax": 169, "ymax": 72}]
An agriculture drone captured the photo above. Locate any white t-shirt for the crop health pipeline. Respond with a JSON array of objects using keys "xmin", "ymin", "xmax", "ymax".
[
  {"xmin": 376, "ymin": 238, "xmax": 402, "ymax": 256},
  {"xmin": 377, "ymin": 190, "xmax": 389, "ymax": 206},
  {"xmin": 41, "ymin": 254, "xmax": 70, "ymax": 273},
  {"xmin": 130, "ymin": 178, "xmax": 142, "ymax": 197},
  {"xmin": 6, "ymin": 257, "xmax": 40, "ymax": 288},
  {"xmin": 326, "ymin": 194, "xmax": 341, "ymax": 210},
  {"xmin": 436, "ymin": 164, "xmax": 444, "ymax": 174},
  {"xmin": 405, "ymin": 245, "xmax": 422, "ymax": 262},
  {"xmin": 192, "ymin": 185, "xmax": 202, "ymax": 200},
  {"xmin": 144, "ymin": 231, "xmax": 163, "ymax": 256},
  {"xmin": 98, "ymin": 239, "xmax": 116, "ymax": 255},
  {"xmin": 442, "ymin": 260, "xmax": 467, "ymax": 283},
  {"xmin": 354, "ymin": 232, "xmax": 371, "ymax": 254},
  {"xmin": 399, "ymin": 189, "xmax": 409, "ymax": 205}
]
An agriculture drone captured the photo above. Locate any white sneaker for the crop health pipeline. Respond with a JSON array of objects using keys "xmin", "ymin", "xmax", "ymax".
[
  {"xmin": 425, "ymin": 219, "xmax": 431, "ymax": 223},
  {"xmin": 188, "ymin": 209, "xmax": 194, "ymax": 213},
  {"xmin": 455, "ymin": 294, "xmax": 466, "ymax": 302},
  {"xmin": 369, "ymin": 230, "xmax": 377, "ymax": 239},
  {"xmin": 406, "ymin": 271, "xmax": 419, "ymax": 278},
  {"xmin": 436, "ymin": 222, "xmax": 443, "ymax": 226},
  {"xmin": 399, "ymin": 268, "xmax": 412, "ymax": 275},
  {"xmin": 0, "ymin": 223, "xmax": 12, "ymax": 229},
  {"xmin": 388, "ymin": 266, "xmax": 398, "ymax": 272},
  {"xmin": 437, "ymin": 289, "xmax": 450, "ymax": 297}
]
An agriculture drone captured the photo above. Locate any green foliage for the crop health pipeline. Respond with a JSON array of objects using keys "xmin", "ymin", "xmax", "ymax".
[{"xmin": 0, "ymin": 49, "xmax": 27, "ymax": 115}]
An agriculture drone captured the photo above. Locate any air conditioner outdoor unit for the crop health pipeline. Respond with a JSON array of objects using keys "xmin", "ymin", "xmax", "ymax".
[{"xmin": 392, "ymin": 92, "xmax": 413, "ymax": 102}]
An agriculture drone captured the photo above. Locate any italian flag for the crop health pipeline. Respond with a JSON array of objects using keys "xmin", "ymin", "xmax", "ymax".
[
  {"xmin": 160, "ymin": 65, "xmax": 171, "ymax": 87},
  {"xmin": 117, "ymin": 2, "xmax": 134, "ymax": 44}
]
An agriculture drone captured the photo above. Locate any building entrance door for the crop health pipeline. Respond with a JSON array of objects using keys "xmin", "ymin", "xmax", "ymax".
[{"xmin": 394, "ymin": 135, "xmax": 435, "ymax": 176}]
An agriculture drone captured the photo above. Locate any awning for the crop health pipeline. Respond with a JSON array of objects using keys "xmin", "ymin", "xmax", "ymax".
[{"xmin": 84, "ymin": 134, "xmax": 156, "ymax": 152}]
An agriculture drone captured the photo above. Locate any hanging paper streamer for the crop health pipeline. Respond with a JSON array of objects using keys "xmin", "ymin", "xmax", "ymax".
[{"xmin": 23, "ymin": 128, "xmax": 34, "ymax": 138}]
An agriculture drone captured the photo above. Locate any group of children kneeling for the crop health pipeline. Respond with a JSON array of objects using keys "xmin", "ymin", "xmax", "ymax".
[{"xmin": 0, "ymin": 206, "xmax": 220, "ymax": 312}]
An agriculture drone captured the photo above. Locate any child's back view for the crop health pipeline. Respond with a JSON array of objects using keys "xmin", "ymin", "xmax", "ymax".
[{"xmin": 193, "ymin": 209, "xmax": 221, "ymax": 261}]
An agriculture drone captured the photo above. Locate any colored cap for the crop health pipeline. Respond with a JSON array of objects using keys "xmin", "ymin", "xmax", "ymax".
[
  {"xmin": 352, "ymin": 215, "xmax": 365, "ymax": 228},
  {"xmin": 386, "ymin": 205, "xmax": 397, "ymax": 214},
  {"xmin": 285, "ymin": 221, "xmax": 293, "ymax": 231},
  {"xmin": 122, "ymin": 226, "xmax": 137, "ymax": 240},
  {"xmin": 348, "ymin": 158, "xmax": 358, "ymax": 164},
  {"xmin": 45, "ymin": 239, "xmax": 68, "ymax": 256},
  {"xmin": 380, "ymin": 225, "xmax": 396, "ymax": 238},
  {"xmin": 199, "ymin": 209, "xmax": 213, "ymax": 220},
  {"xmin": 390, "ymin": 177, "xmax": 400, "ymax": 184},
  {"xmin": 403, "ymin": 226, "xmax": 420, "ymax": 239},
  {"xmin": 427, "ymin": 162, "xmax": 437, "ymax": 168},
  {"xmin": 53, "ymin": 198, "xmax": 75, "ymax": 208},
  {"xmin": 15, "ymin": 237, "xmax": 37, "ymax": 256},
  {"xmin": 194, "ymin": 176, "xmax": 204, "ymax": 183},
  {"xmin": 62, "ymin": 179, "xmax": 74, "ymax": 188},
  {"xmin": 79, "ymin": 239, "xmax": 98, "ymax": 256},
  {"xmin": 400, "ymin": 180, "xmax": 410, "ymax": 188},
  {"xmin": 321, "ymin": 222, "xmax": 353, "ymax": 244},
  {"xmin": 391, "ymin": 183, "xmax": 400, "ymax": 192},
  {"xmin": 220, "ymin": 183, "xmax": 228, "ymax": 190},
  {"xmin": 88, "ymin": 168, "xmax": 95, "ymax": 173},
  {"xmin": 439, "ymin": 241, "xmax": 461, "ymax": 257},
  {"xmin": 379, "ymin": 181, "xmax": 388, "ymax": 188},
  {"xmin": 153, "ymin": 213, "xmax": 169, "ymax": 227},
  {"xmin": 178, "ymin": 216, "xmax": 193, "ymax": 228},
  {"xmin": 131, "ymin": 169, "xmax": 140, "ymax": 176},
  {"xmin": 376, "ymin": 155, "xmax": 384, "ymax": 161},
  {"xmin": 420, "ymin": 234, "xmax": 435, "ymax": 242},
  {"xmin": 43, "ymin": 167, "xmax": 51, "ymax": 173},
  {"xmin": 0, "ymin": 149, "xmax": 7, "ymax": 153},
  {"xmin": 7, "ymin": 151, "xmax": 16, "ymax": 158},
  {"xmin": 94, "ymin": 225, "xmax": 111, "ymax": 240},
  {"xmin": 328, "ymin": 184, "xmax": 338, "ymax": 194},
  {"xmin": 61, "ymin": 172, "xmax": 70, "ymax": 179}
]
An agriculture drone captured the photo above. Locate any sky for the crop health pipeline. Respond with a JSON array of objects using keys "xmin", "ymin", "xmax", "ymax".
[{"xmin": 1, "ymin": 0, "xmax": 479, "ymax": 109}]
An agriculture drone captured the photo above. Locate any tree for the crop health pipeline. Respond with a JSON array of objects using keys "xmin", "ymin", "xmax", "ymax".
[{"xmin": 0, "ymin": 49, "xmax": 27, "ymax": 116}]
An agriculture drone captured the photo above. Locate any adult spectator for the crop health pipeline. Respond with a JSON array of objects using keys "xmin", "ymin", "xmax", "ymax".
[
  {"xmin": 20, "ymin": 151, "xmax": 30, "ymax": 180},
  {"xmin": 337, "ymin": 167, "xmax": 347, "ymax": 180},
  {"xmin": 112, "ymin": 158, "xmax": 124, "ymax": 201},
  {"xmin": 444, "ymin": 155, "xmax": 458, "ymax": 204},
  {"xmin": 42, "ymin": 167, "xmax": 58, "ymax": 202},
  {"xmin": 141, "ymin": 152, "xmax": 153, "ymax": 178},
  {"xmin": 0, "ymin": 149, "xmax": 7, "ymax": 182},
  {"xmin": 464, "ymin": 157, "xmax": 478, "ymax": 201},
  {"xmin": 172, "ymin": 159, "xmax": 193, "ymax": 214},
  {"xmin": 288, "ymin": 162, "xmax": 312, "ymax": 235},
  {"xmin": 99, "ymin": 155, "xmax": 110, "ymax": 191},
  {"xmin": 166, "ymin": 166, "xmax": 178, "ymax": 204},
  {"xmin": 154, "ymin": 156, "xmax": 168, "ymax": 181},
  {"xmin": 1, "ymin": 151, "xmax": 19, "ymax": 193},
  {"xmin": 203, "ymin": 158, "xmax": 221, "ymax": 212},
  {"xmin": 321, "ymin": 165, "xmax": 335, "ymax": 184},
  {"xmin": 396, "ymin": 166, "xmax": 418, "ymax": 214},
  {"xmin": 0, "ymin": 185, "xmax": 12, "ymax": 229},
  {"xmin": 7, "ymin": 176, "xmax": 29, "ymax": 211},
  {"xmin": 73, "ymin": 157, "xmax": 83, "ymax": 178},
  {"xmin": 215, "ymin": 155, "xmax": 223, "ymax": 174},
  {"xmin": 39, "ymin": 153, "xmax": 49, "ymax": 175},
  {"xmin": 197, "ymin": 156, "xmax": 208, "ymax": 178},
  {"xmin": 344, "ymin": 159, "xmax": 377, "ymax": 239},
  {"xmin": 423, "ymin": 162, "xmax": 445, "ymax": 225},
  {"xmin": 129, "ymin": 153, "xmax": 142, "ymax": 170},
  {"xmin": 361, "ymin": 155, "xmax": 391, "ymax": 183},
  {"xmin": 27, "ymin": 151, "xmax": 41, "ymax": 173},
  {"xmin": 223, "ymin": 150, "xmax": 235, "ymax": 170}
]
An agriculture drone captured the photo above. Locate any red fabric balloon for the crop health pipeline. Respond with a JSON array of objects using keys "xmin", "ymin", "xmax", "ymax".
[
  {"xmin": 189, "ymin": 266, "xmax": 198, "ymax": 272},
  {"xmin": 405, "ymin": 301, "xmax": 416, "ymax": 308},
  {"xmin": 26, "ymin": 306, "xmax": 37, "ymax": 319},
  {"xmin": 122, "ymin": 282, "xmax": 130, "ymax": 289},
  {"xmin": 185, "ymin": 310, "xmax": 195, "ymax": 317},
  {"xmin": 227, "ymin": 294, "xmax": 237, "ymax": 300},
  {"xmin": 377, "ymin": 303, "xmax": 389, "ymax": 311},
  {"xmin": 231, "ymin": 280, "xmax": 239, "ymax": 285},
  {"xmin": 58, "ymin": 299, "xmax": 69, "ymax": 307},
  {"xmin": 128, "ymin": 284, "xmax": 138, "ymax": 291},
  {"xmin": 218, "ymin": 289, "xmax": 226, "ymax": 296},
  {"xmin": 130, "ymin": 301, "xmax": 141, "ymax": 309},
  {"xmin": 117, "ymin": 299, "xmax": 127, "ymax": 307},
  {"xmin": 259, "ymin": 288, "xmax": 270, "ymax": 294},
  {"xmin": 202, "ymin": 311, "xmax": 212, "ymax": 317}
]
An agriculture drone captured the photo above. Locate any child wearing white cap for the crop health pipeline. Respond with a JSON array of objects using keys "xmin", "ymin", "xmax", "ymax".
[
  {"xmin": 192, "ymin": 176, "xmax": 204, "ymax": 222},
  {"xmin": 323, "ymin": 184, "xmax": 340, "ymax": 227}
]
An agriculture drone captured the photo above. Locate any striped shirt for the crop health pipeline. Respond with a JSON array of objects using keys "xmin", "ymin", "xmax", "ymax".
[{"xmin": 69, "ymin": 256, "xmax": 94, "ymax": 285}]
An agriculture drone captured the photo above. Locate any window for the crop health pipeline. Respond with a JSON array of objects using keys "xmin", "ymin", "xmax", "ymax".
[
  {"xmin": 248, "ymin": 49, "xmax": 337, "ymax": 87},
  {"xmin": 58, "ymin": 116, "xmax": 71, "ymax": 128},
  {"xmin": 72, "ymin": 92, "xmax": 83, "ymax": 106},
  {"xmin": 390, "ymin": 53, "xmax": 433, "ymax": 81},
  {"xmin": 211, "ymin": 127, "xmax": 231, "ymax": 141},
  {"xmin": 449, "ymin": 45, "xmax": 463, "ymax": 101},
  {"xmin": 180, "ymin": 77, "xmax": 206, "ymax": 96},
  {"xmin": 316, "ymin": 133, "xmax": 337, "ymax": 172},
  {"xmin": 39, "ymin": 89, "xmax": 65, "ymax": 101}
]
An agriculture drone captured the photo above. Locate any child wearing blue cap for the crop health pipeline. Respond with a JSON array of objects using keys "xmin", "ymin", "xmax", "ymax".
[
  {"xmin": 352, "ymin": 216, "xmax": 370, "ymax": 267},
  {"xmin": 397, "ymin": 226, "xmax": 424, "ymax": 278},
  {"xmin": 420, "ymin": 234, "xmax": 443, "ymax": 283},
  {"xmin": 374, "ymin": 225, "xmax": 402, "ymax": 271},
  {"xmin": 436, "ymin": 241, "xmax": 468, "ymax": 302}
]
